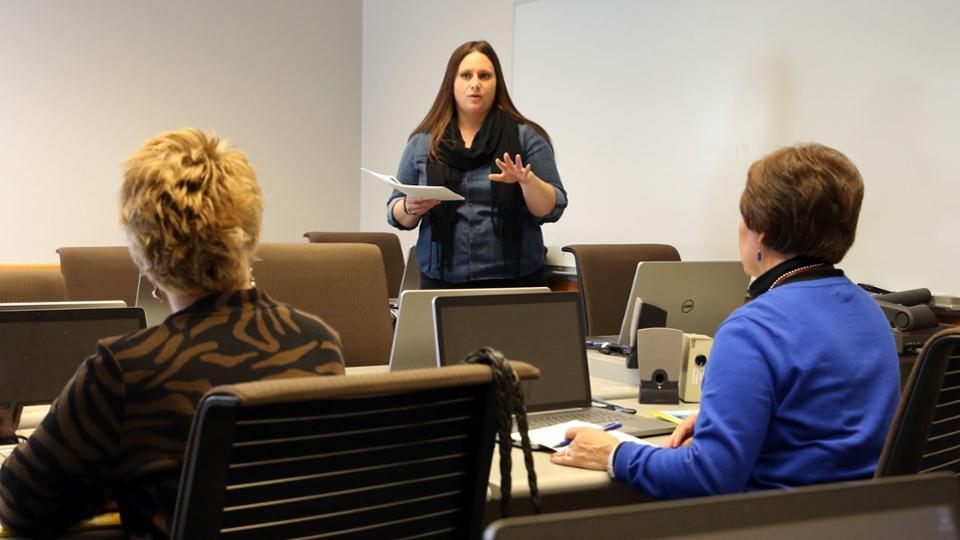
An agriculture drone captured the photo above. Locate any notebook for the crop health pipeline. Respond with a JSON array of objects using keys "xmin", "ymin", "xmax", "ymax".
[
  {"xmin": 432, "ymin": 292, "xmax": 673, "ymax": 437},
  {"xmin": 389, "ymin": 286, "xmax": 549, "ymax": 371},
  {"xmin": 612, "ymin": 261, "xmax": 751, "ymax": 347},
  {"xmin": 0, "ymin": 306, "xmax": 146, "ymax": 427},
  {"xmin": 135, "ymin": 271, "xmax": 172, "ymax": 327}
]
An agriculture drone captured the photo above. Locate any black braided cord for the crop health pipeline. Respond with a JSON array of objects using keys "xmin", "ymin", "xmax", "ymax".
[{"xmin": 463, "ymin": 347, "xmax": 542, "ymax": 516}]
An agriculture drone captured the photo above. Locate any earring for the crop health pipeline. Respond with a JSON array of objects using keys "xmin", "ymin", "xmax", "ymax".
[
  {"xmin": 151, "ymin": 286, "xmax": 164, "ymax": 303},
  {"xmin": 249, "ymin": 268, "xmax": 256, "ymax": 288},
  {"xmin": 756, "ymin": 251, "xmax": 762, "ymax": 262}
]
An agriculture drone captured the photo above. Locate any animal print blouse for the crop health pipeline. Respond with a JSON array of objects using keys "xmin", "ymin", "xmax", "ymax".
[{"xmin": 0, "ymin": 288, "xmax": 345, "ymax": 538}]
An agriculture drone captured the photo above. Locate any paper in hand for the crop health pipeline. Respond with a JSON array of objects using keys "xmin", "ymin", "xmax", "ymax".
[{"xmin": 361, "ymin": 168, "xmax": 464, "ymax": 201}]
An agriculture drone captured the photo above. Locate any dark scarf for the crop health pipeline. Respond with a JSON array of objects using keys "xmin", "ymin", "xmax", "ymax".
[
  {"xmin": 426, "ymin": 108, "xmax": 526, "ymax": 277},
  {"xmin": 748, "ymin": 255, "xmax": 844, "ymax": 298}
]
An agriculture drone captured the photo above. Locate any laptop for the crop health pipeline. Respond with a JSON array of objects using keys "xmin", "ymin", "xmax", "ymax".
[
  {"xmin": 432, "ymin": 292, "xmax": 674, "ymax": 437},
  {"xmin": 389, "ymin": 287, "xmax": 550, "ymax": 371},
  {"xmin": 0, "ymin": 306, "xmax": 146, "ymax": 427},
  {"xmin": 615, "ymin": 261, "xmax": 750, "ymax": 346},
  {"xmin": 398, "ymin": 246, "xmax": 421, "ymax": 294},
  {"xmin": 0, "ymin": 300, "xmax": 127, "ymax": 311},
  {"xmin": 135, "ymin": 271, "xmax": 172, "ymax": 327},
  {"xmin": 484, "ymin": 472, "xmax": 960, "ymax": 540}
]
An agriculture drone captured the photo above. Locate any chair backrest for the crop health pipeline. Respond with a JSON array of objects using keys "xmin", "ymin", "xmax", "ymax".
[
  {"xmin": 253, "ymin": 243, "xmax": 393, "ymax": 366},
  {"xmin": 172, "ymin": 361, "xmax": 540, "ymax": 540},
  {"xmin": 0, "ymin": 269, "xmax": 67, "ymax": 303},
  {"xmin": 561, "ymin": 244, "xmax": 680, "ymax": 337},
  {"xmin": 876, "ymin": 325, "xmax": 960, "ymax": 477},
  {"xmin": 484, "ymin": 472, "xmax": 960, "ymax": 540},
  {"xmin": 304, "ymin": 231, "xmax": 405, "ymax": 298},
  {"xmin": 57, "ymin": 246, "xmax": 139, "ymax": 306}
]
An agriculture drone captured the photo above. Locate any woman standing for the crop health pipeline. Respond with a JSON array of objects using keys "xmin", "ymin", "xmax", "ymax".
[{"xmin": 387, "ymin": 40, "xmax": 567, "ymax": 288}]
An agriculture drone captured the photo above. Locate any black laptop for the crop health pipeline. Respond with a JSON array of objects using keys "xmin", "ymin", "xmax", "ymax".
[
  {"xmin": 0, "ymin": 306, "xmax": 145, "ymax": 427},
  {"xmin": 433, "ymin": 292, "xmax": 673, "ymax": 437}
]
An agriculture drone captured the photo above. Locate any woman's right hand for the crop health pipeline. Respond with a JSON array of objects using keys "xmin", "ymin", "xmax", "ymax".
[
  {"xmin": 666, "ymin": 412, "xmax": 697, "ymax": 448},
  {"xmin": 393, "ymin": 196, "xmax": 440, "ymax": 228},
  {"xmin": 403, "ymin": 196, "xmax": 440, "ymax": 217}
]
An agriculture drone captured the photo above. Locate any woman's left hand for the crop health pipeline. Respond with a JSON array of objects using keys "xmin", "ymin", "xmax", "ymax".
[{"xmin": 490, "ymin": 152, "xmax": 532, "ymax": 185}]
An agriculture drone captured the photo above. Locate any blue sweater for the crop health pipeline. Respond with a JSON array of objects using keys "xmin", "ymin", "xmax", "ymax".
[{"xmin": 613, "ymin": 276, "xmax": 899, "ymax": 498}]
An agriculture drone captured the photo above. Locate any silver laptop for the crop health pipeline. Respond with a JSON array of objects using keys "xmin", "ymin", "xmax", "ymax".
[
  {"xmin": 433, "ymin": 292, "xmax": 674, "ymax": 437},
  {"xmin": 398, "ymin": 246, "xmax": 421, "ymax": 294},
  {"xmin": 135, "ymin": 272, "xmax": 172, "ymax": 327},
  {"xmin": 389, "ymin": 286, "xmax": 549, "ymax": 371},
  {"xmin": 0, "ymin": 300, "xmax": 126, "ymax": 311},
  {"xmin": 617, "ymin": 261, "xmax": 750, "ymax": 345}
]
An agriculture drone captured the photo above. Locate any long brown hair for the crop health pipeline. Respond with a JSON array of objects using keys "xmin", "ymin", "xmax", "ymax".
[{"xmin": 411, "ymin": 40, "xmax": 551, "ymax": 157}]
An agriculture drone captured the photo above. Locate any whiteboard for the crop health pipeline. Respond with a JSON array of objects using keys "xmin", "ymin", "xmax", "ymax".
[{"xmin": 513, "ymin": 0, "xmax": 959, "ymax": 296}]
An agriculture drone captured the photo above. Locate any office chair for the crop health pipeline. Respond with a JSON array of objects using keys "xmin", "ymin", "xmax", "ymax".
[
  {"xmin": 253, "ymin": 243, "xmax": 393, "ymax": 366},
  {"xmin": 561, "ymin": 244, "xmax": 680, "ymax": 337},
  {"xmin": 876, "ymin": 325, "xmax": 960, "ymax": 477},
  {"xmin": 304, "ymin": 231, "xmax": 405, "ymax": 299},
  {"xmin": 484, "ymin": 473, "xmax": 960, "ymax": 540},
  {"xmin": 57, "ymin": 246, "xmax": 139, "ymax": 306},
  {"xmin": 0, "ymin": 269, "xmax": 68, "ymax": 303},
  {"xmin": 171, "ymin": 361, "xmax": 540, "ymax": 540}
]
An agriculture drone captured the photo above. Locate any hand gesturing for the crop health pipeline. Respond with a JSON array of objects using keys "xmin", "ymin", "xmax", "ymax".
[{"xmin": 489, "ymin": 152, "xmax": 532, "ymax": 185}]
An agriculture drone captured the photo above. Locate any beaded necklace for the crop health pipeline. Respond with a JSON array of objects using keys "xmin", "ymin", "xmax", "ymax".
[{"xmin": 769, "ymin": 263, "xmax": 828, "ymax": 290}]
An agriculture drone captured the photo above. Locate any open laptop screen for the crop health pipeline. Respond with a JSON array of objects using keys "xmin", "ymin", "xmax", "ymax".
[
  {"xmin": 433, "ymin": 292, "xmax": 590, "ymax": 412},
  {"xmin": 0, "ymin": 307, "xmax": 145, "ymax": 423},
  {"xmin": 618, "ymin": 261, "xmax": 750, "ymax": 343}
]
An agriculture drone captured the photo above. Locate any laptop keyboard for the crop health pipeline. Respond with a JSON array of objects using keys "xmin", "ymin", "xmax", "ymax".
[{"xmin": 526, "ymin": 408, "xmax": 629, "ymax": 429}]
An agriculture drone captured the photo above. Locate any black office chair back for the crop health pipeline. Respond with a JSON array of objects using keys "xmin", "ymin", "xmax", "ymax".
[
  {"xmin": 876, "ymin": 326, "xmax": 960, "ymax": 477},
  {"xmin": 171, "ymin": 366, "xmax": 516, "ymax": 539},
  {"xmin": 561, "ymin": 244, "xmax": 680, "ymax": 337},
  {"xmin": 484, "ymin": 473, "xmax": 960, "ymax": 540}
]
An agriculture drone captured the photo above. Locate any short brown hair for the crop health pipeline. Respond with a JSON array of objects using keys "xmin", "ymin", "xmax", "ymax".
[
  {"xmin": 120, "ymin": 129, "xmax": 262, "ymax": 295},
  {"xmin": 740, "ymin": 143, "xmax": 863, "ymax": 264}
]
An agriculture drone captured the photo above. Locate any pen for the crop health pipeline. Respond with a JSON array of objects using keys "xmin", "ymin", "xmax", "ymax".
[{"xmin": 554, "ymin": 421, "xmax": 622, "ymax": 449}]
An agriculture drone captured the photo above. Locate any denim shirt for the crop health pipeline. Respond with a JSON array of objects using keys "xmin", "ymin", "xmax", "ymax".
[{"xmin": 386, "ymin": 124, "xmax": 567, "ymax": 283}]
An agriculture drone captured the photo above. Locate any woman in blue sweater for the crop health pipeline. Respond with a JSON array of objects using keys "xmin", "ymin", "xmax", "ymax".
[{"xmin": 552, "ymin": 144, "xmax": 900, "ymax": 498}]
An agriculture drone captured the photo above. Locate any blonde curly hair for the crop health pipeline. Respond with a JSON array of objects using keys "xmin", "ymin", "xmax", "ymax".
[{"xmin": 120, "ymin": 128, "xmax": 262, "ymax": 295}]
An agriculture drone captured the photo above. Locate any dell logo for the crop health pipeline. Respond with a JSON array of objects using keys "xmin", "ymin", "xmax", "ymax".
[{"xmin": 681, "ymin": 299, "xmax": 694, "ymax": 313}]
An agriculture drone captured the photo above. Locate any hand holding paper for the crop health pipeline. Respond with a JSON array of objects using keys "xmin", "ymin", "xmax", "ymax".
[{"xmin": 361, "ymin": 168, "xmax": 464, "ymax": 201}]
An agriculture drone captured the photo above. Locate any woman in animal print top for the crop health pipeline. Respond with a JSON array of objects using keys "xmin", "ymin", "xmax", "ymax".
[{"xmin": 0, "ymin": 129, "xmax": 345, "ymax": 538}]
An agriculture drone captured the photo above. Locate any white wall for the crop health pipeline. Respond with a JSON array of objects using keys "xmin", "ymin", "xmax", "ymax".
[
  {"xmin": 359, "ymin": 0, "xmax": 517, "ymax": 251},
  {"xmin": 0, "ymin": 0, "xmax": 362, "ymax": 263},
  {"xmin": 510, "ymin": 0, "xmax": 959, "ymax": 295}
]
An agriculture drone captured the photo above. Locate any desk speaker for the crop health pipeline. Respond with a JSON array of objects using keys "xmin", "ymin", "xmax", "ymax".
[
  {"xmin": 636, "ymin": 327, "xmax": 683, "ymax": 404},
  {"xmin": 680, "ymin": 334, "xmax": 712, "ymax": 403}
]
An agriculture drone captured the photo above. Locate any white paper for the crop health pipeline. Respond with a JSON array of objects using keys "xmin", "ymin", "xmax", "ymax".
[
  {"xmin": 361, "ymin": 168, "xmax": 465, "ymax": 201},
  {"xmin": 513, "ymin": 420, "xmax": 659, "ymax": 452}
]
